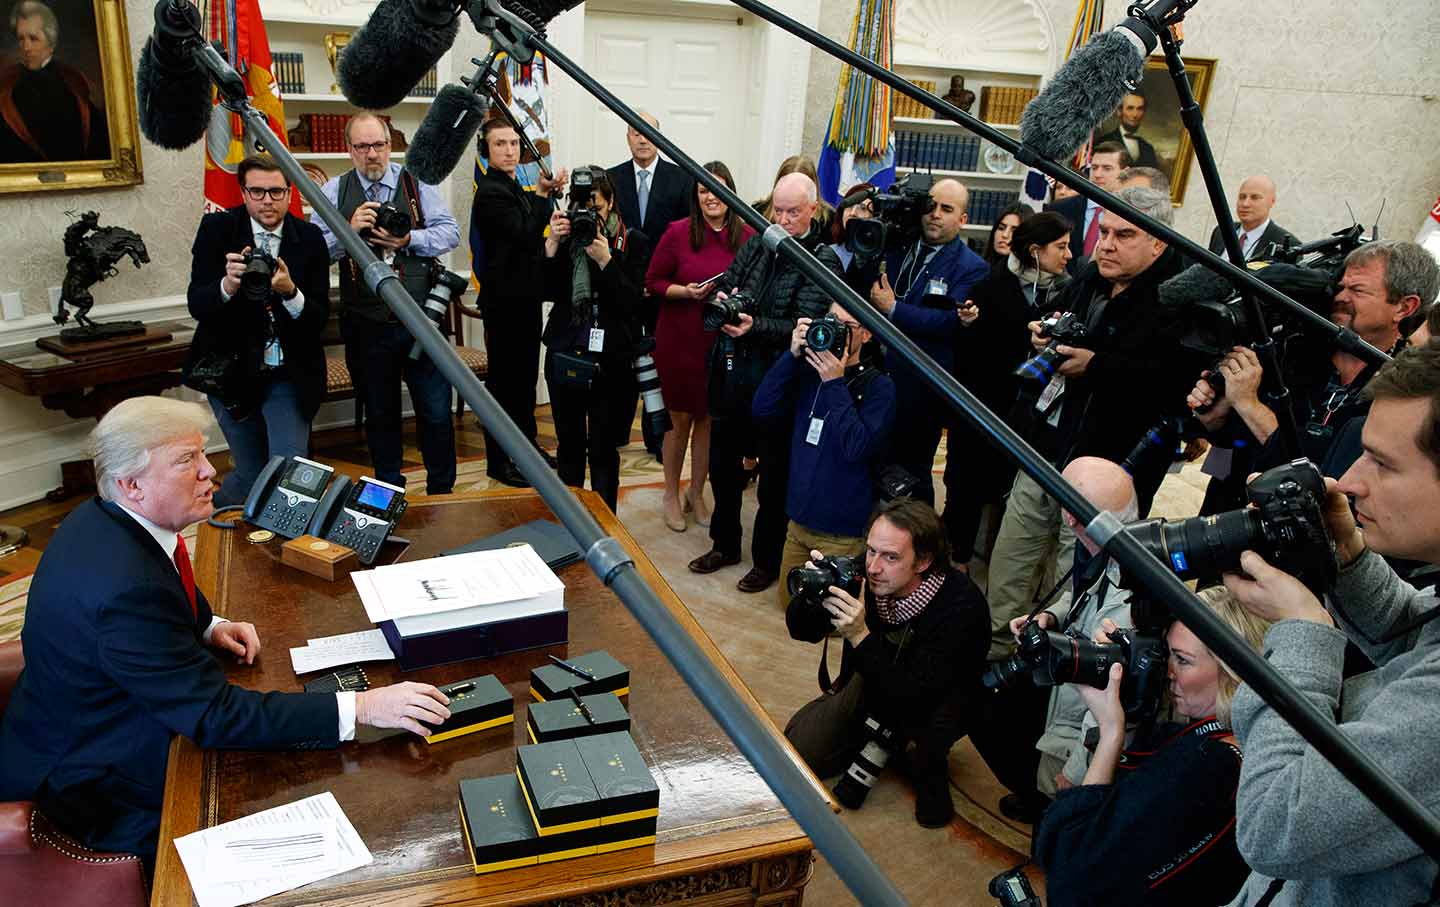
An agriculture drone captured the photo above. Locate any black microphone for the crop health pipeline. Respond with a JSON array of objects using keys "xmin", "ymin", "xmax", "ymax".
[
  {"xmin": 337, "ymin": 0, "xmax": 461, "ymax": 110},
  {"xmin": 1019, "ymin": 0, "xmax": 1191, "ymax": 162},
  {"xmin": 405, "ymin": 84, "xmax": 487, "ymax": 185},
  {"xmin": 135, "ymin": 0, "xmax": 213, "ymax": 150},
  {"xmin": 494, "ymin": 0, "xmax": 585, "ymax": 27},
  {"xmin": 1158, "ymin": 262, "xmax": 1234, "ymax": 308}
]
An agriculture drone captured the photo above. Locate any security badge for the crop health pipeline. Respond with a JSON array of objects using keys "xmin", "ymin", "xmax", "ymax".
[
  {"xmin": 588, "ymin": 328, "xmax": 605, "ymax": 352},
  {"xmin": 925, "ymin": 277, "xmax": 949, "ymax": 298},
  {"xmin": 806, "ymin": 417, "xmax": 824, "ymax": 446}
]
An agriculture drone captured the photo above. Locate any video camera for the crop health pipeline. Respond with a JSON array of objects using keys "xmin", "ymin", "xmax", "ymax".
[
  {"xmin": 565, "ymin": 166, "xmax": 601, "ymax": 247},
  {"xmin": 841, "ymin": 173, "xmax": 935, "ymax": 268},
  {"xmin": 1013, "ymin": 311, "xmax": 1090, "ymax": 388}
]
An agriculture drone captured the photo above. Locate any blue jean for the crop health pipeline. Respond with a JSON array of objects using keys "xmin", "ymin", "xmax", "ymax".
[{"xmin": 209, "ymin": 378, "xmax": 311, "ymax": 507}]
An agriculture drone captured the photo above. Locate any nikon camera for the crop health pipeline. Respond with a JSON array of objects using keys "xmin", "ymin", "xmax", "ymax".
[{"xmin": 1014, "ymin": 311, "xmax": 1089, "ymax": 388}]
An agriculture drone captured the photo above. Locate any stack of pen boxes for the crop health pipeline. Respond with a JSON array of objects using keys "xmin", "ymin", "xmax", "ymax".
[{"xmin": 458, "ymin": 651, "xmax": 660, "ymax": 874}]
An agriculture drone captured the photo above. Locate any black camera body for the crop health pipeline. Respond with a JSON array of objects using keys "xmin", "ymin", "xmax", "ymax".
[
  {"xmin": 371, "ymin": 201, "xmax": 413, "ymax": 238},
  {"xmin": 787, "ymin": 553, "xmax": 864, "ymax": 606},
  {"xmin": 1126, "ymin": 458, "xmax": 1336, "ymax": 591},
  {"xmin": 842, "ymin": 173, "xmax": 936, "ymax": 265},
  {"xmin": 702, "ymin": 289, "xmax": 755, "ymax": 331},
  {"xmin": 1014, "ymin": 311, "xmax": 1090, "ymax": 387},
  {"xmin": 566, "ymin": 167, "xmax": 600, "ymax": 248},
  {"xmin": 239, "ymin": 247, "xmax": 278, "ymax": 303},
  {"xmin": 984, "ymin": 619, "xmax": 1169, "ymax": 721},
  {"xmin": 806, "ymin": 313, "xmax": 851, "ymax": 357},
  {"xmin": 989, "ymin": 866, "xmax": 1043, "ymax": 907}
]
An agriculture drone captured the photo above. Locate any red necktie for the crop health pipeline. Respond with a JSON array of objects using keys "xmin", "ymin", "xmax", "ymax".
[
  {"xmin": 1239, "ymin": 232, "xmax": 1250, "ymax": 258},
  {"xmin": 174, "ymin": 534, "xmax": 197, "ymax": 620},
  {"xmin": 1083, "ymin": 210, "xmax": 1101, "ymax": 256}
]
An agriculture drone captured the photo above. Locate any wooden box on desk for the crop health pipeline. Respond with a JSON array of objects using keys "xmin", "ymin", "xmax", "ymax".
[{"xmin": 281, "ymin": 535, "xmax": 358, "ymax": 581}]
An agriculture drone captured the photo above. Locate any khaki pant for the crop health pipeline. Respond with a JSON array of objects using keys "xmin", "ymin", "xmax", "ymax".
[
  {"xmin": 984, "ymin": 470, "xmax": 1076, "ymax": 661},
  {"xmin": 777, "ymin": 521, "xmax": 867, "ymax": 611}
]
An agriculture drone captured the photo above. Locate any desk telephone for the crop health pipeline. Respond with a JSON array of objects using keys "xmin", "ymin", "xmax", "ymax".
[{"xmin": 243, "ymin": 455, "xmax": 408, "ymax": 564}]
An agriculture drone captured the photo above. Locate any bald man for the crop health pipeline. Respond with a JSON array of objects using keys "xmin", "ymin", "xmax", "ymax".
[
  {"xmin": 1207, "ymin": 175, "xmax": 1299, "ymax": 262},
  {"xmin": 869, "ymin": 177, "xmax": 989, "ymax": 504}
]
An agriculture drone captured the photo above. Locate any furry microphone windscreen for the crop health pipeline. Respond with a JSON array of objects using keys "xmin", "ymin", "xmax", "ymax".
[
  {"xmin": 136, "ymin": 35, "xmax": 213, "ymax": 150},
  {"xmin": 1159, "ymin": 263, "xmax": 1237, "ymax": 309},
  {"xmin": 1020, "ymin": 29, "xmax": 1145, "ymax": 163},
  {"xmin": 405, "ymin": 85, "xmax": 487, "ymax": 185},
  {"xmin": 338, "ymin": 0, "xmax": 460, "ymax": 111}
]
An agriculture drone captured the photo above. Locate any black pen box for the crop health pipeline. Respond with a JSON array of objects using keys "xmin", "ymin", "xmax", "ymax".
[
  {"xmin": 458, "ymin": 774, "xmax": 539, "ymax": 874},
  {"xmin": 529, "ymin": 651, "xmax": 630, "ymax": 702},
  {"xmin": 574, "ymin": 731, "xmax": 660, "ymax": 826},
  {"xmin": 427, "ymin": 674, "xmax": 513, "ymax": 745},
  {"xmin": 515, "ymin": 738, "xmax": 601, "ymax": 836},
  {"xmin": 527, "ymin": 693, "xmax": 630, "ymax": 744}
]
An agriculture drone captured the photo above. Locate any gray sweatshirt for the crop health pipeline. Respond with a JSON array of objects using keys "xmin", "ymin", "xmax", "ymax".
[{"xmin": 1228, "ymin": 550, "xmax": 1440, "ymax": 906}]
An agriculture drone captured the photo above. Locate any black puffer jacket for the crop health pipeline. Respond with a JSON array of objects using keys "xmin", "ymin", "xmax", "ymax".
[{"xmin": 715, "ymin": 220, "xmax": 842, "ymax": 357}]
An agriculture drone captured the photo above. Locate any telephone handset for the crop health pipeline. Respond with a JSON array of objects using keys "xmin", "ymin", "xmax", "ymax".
[
  {"xmin": 243, "ymin": 455, "xmax": 339, "ymax": 539},
  {"xmin": 307, "ymin": 475, "xmax": 407, "ymax": 565}
]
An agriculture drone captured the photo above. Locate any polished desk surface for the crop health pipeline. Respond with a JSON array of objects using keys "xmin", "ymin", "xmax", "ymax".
[
  {"xmin": 152, "ymin": 489, "xmax": 826, "ymax": 907},
  {"xmin": 0, "ymin": 320, "xmax": 194, "ymax": 397}
]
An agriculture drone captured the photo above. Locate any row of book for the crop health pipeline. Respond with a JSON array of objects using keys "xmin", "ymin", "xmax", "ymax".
[
  {"xmin": 978, "ymin": 86, "xmax": 1038, "ymax": 125},
  {"xmin": 893, "ymin": 79, "xmax": 937, "ymax": 119},
  {"xmin": 268, "ymin": 51, "xmax": 438, "ymax": 99},
  {"xmin": 896, "ymin": 131, "xmax": 982, "ymax": 173},
  {"xmin": 966, "ymin": 189, "xmax": 1022, "ymax": 227}
]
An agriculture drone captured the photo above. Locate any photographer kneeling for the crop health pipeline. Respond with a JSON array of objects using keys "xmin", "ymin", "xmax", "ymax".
[
  {"xmin": 542, "ymin": 167, "xmax": 643, "ymax": 513},
  {"xmin": 1032, "ymin": 588, "xmax": 1269, "ymax": 907},
  {"xmin": 784, "ymin": 500, "xmax": 989, "ymax": 827}
]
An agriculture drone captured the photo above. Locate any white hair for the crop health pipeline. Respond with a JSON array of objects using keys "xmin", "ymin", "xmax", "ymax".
[{"xmin": 91, "ymin": 397, "xmax": 211, "ymax": 502}]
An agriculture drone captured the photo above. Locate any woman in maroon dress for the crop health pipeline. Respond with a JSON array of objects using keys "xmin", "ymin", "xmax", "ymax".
[{"xmin": 645, "ymin": 161, "xmax": 754, "ymax": 532}]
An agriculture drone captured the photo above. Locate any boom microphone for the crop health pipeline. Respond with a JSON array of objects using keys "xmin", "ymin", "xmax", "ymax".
[
  {"xmin": 1020, "ymin": 0, "xmax": 1193, "ymax": 162},
  {"xmin": 338, "ymin": 0, "xmax": 462, "ymax": 110},
  {"xmin": 1158, "ymin": 262, "xmax": 1235, "ymax": 308},
  {"xmin": 405, "ymin": 84, "xmax": 488, "ymax": 185},
  {"xmin": 135, "ymin": 0, "xmax": 213, "ymax": 150}
]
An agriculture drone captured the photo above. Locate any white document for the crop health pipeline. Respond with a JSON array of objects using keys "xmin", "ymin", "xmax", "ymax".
[
  {"xmin": 174, "ymin": 791, "xmax": 371, "ymax": 907},
  {"xmin": 288, "ymin": 629, "xmax": 394, "ymax": 674},
  {"xmin": 353, "ymin": 546, "xmax": 564, "ymax": 624}
]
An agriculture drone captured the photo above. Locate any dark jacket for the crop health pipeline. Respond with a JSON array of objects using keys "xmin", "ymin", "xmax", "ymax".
[
  {"xmin": 471, "ymin": 166, "xmax": 554, "ymax": 312},
  {"xmin": 1207, "ymin": 220, "xmax": 1299, "ymax": 262},
  {"xmin": 882, "ymin": 236, "xmax": 990, "ymax": 412},
  {"xmin": 606, "ymin": 158, "xmax": 692, "ymax": 238},
  {"xmin": 752, "ymin": 354, "xmax": 896, "ymax": 538},
  {"xmin": 955, "ymin": 259, "xmax": 1068, "ymax": 417},
  {"xmin": 1096, "ymin": 128, "xmax": 1160, "ymax": 169},
  {"xmin": 1048, "ymin": 194, "xmax": 1090, "ymax": 265},
  {"xmin": 786, "ymin": 568, "xmax": 990, "ymax": 734},
  {"xmin": 541, "ymin": 225, "xmax": 645, "ymax": 370},
  {"xmin": 0, "ymin": 499, "xmax": 338, "ymax": 861},
  {"xmin": 184, "ymin": 206, "xmax": 331, "ymax": 421}
]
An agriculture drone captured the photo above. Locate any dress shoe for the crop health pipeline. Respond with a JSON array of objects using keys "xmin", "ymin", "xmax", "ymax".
[
  {"xmin": 688, "ymin": 549, "xmax": 740, "ymax": 574},
  {"xmin": 487, "ymin": 462, "xmax": 531, "ymax": 488},
  {"xmin": 997, "ymin": 793, "xmax": 1047, "ymax": 825},
  {"xmin": 662, "ymin": 496, "xmax": 687, "ymax": 533},
  {"xmin": 736, "ymin": 567, "xmax": 776, "ymax": 594}
]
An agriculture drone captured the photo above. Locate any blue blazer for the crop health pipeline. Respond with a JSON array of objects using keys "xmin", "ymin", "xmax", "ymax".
[
  {"xmin": 883, "ymin": 236, "xmax": 989, "ymax": 410},
  {"xmin": 0, "ymin": 499, "xmax": 337, "ymax": 862}
]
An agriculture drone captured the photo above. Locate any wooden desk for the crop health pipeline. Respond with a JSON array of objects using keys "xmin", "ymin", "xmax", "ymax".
[{"xmin": 152, "ymin": 489, "xmax": 826, "ymax": 907}]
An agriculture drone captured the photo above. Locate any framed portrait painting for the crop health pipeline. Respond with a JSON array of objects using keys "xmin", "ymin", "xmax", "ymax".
[
  {"xmin": 1093, "ymin": 55, "xmax": 1216, "ymax": 206},
  {"xmin": 0, "ymin": 0, "xmax": 142, "ymax": 194}
]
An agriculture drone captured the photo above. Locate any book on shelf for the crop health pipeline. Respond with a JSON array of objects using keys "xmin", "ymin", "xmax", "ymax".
[
  {"xmin": 979, "ymin": 86, "xmax": 1039, "ymax": 125},
  {"xmin": 272, "ymin": 51, "xmax": 305, "ymax": 95}
]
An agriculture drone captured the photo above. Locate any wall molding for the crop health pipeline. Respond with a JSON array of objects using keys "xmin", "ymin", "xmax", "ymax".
[{"xmin": 0, "ymin": 294, "xmax": 191, "ymax": 345}]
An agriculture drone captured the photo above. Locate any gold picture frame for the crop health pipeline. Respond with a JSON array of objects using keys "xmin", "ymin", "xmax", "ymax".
[
  {"xmin": 1093, "ymin": 55, "xmax": 1216, "ymax": 207},
  {"xmin": 0, "ymin": 0, "xmax": 143, "ymax": 194}
]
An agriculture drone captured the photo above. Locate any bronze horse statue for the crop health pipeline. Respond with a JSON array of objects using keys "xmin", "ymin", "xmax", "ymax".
[{"xmin": 56, "ymin": 211, "xmax": 150, "ymax": 332}]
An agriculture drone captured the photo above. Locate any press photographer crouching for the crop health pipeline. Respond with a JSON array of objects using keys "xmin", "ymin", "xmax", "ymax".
[
  {"xmin": 784, "ymin": 500, "xmax": 990, "ymax": 827},
  {"xmin": 541, "ymin": 166, "xmax": 646, "ymax": 513},
  {"xmin": 1031, "ymin": 587, "xmax": 1270, "ymax": 907}
]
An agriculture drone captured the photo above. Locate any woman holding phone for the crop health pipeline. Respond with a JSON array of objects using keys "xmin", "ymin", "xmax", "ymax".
[{"xmin": 645, "ymin": 160, "xmax": 755, "ymax": 532}]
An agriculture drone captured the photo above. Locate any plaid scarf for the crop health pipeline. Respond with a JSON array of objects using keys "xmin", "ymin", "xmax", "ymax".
[{"xmin": 873, "ymin": 571, "xmax": 945, "ymax": 625}]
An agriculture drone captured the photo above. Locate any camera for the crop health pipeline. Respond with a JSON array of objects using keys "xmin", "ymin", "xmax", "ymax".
[
  {"xmin": 1126, "ymin": 458, "xmax": 1336, "ymax": 591},
  {"xmin": 371, "ymin": 202, "xmax": 413, "ymax": 239},
  {"xmin": 787, "ymin": 553, "xmax": 864, "ymax": 605},
  {"xmin": 989, "ymin": 866, "xmax": 1043, "ymax": 907},
  {"xmin": 409, "ymin": 264, "xmax": 470, "ymax": 360},
  {"xmin": 702, "ymin": 289, "xmax": 755, "ymax": 331},
  {"xmin": 831, "ymin": 715, "xmax": 899, "ymax": 809},
  {"xmin": 631, "ymin": 334, "xmax": 672, "ymax": 438},
  {"xmin": 565, "ymin": 167, "xmax": 600, "ymax": 248},
  {"xmin": 1013, "ymin": 311, "xmax": 1090, "ymax": 387},
  {"xmin": 805, "ymin": 313, "xmax": 851, "ymax": 357},
  {"xmin": 239, "ymin": 247, "xmax": 277, "ymax": 303},
  {"xmin": 842, "ymin": 173, "xmax": 936, "ymax": 267},
  {"xmin": 984, "ymin": 619, "xmax": 1170, "ymax": 722}
]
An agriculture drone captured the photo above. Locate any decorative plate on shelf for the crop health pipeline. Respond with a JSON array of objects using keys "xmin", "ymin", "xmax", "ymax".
[{"xmin": 983, "ymin": 144, "xmax": 1016, "ymax": 174}]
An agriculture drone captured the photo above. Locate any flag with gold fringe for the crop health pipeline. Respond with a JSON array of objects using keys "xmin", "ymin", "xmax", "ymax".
[{"xmin": 816, "ymin": 0, "xmax": 895, "ymax": 206}]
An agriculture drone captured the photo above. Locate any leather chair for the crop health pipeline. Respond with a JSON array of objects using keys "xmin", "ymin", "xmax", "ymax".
[{"xmin": 0, "ymin": 640, "xmax": 148, "ymax": 906}]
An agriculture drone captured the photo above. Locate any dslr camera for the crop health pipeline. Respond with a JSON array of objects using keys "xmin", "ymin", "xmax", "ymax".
[
  {"xmin": 1014, "ymin": 311, "xmax": 1090, "ymax": 387},
  {"xmin": 702, "ymin": 289, "xmax": 756, "ymax": 331},
  {"xmin": 239, "ymin": 247, "xmax": 278, "ymax": 304},
  {"xmin": 787, "ymin": 553, "xmax": 863, "ymax": 610},
  {"xmin": 565, "ymin": 166, "xmax": 600, "ymax": 248},
  {"xmin": 409, "ymin": 263, "xmax": 470, "ymax": 361},
  {"xmin": 805, "ymin": 313, "xmax": 851, "ymax": 357},
  {"xmin": 371, "ymin": 202, "xmax": 412, "ymax": 238},
  {"xmin": 989, "ymin": 866, "xmax": 1043, "ymax": 907}
]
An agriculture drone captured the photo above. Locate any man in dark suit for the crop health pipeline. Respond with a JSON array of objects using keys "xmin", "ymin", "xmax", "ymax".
[
  {"xmin": 1047, "ymin": 141, "xmax": 1131, "ymax": 269},
  {"xmin": 184, "ymin": 156, "xmax": 331, "ymax": 507},
  {"xmin": 0, "ymin": 397, "xmax": 451, "ymax": 873},
  {"xmin": 1097, "ymin": 91, "xmax": 1160, "ymax": 169},
  {"xmin": 607, "ymin": 111, "xmax": 693, "ymax": 459},
  {"xmin": 869, "ymin": 178, "xmax": 990, "ymax": 504},
  {"xmin": 1206, "ymin": 174, "xmax": 1299, "ymax": 262}
]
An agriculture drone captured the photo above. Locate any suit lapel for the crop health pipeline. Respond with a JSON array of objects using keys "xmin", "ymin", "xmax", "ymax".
[{"xmin": 94, "ymin": 500, "xmax": 200, "ymax": 632}]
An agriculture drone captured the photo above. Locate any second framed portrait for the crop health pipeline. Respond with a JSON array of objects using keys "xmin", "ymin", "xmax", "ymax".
[{"xmin": 1093, "ymin": 55, "xmax": 1216, "ymax": 206}]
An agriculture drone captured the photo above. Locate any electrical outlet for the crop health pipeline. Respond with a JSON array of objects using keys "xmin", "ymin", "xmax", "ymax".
[
  {"xmin": 47, "ymin": 287, "xmax": 61, "ymax": 316},
  {"xmin": 0, "ymin": 291, "xmax": 20, "ymax": 321}
]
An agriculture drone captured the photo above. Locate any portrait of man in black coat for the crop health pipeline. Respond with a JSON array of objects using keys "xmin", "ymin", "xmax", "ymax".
[{"xmin": 0, "ymin": 0, "xmax": 109, "ymax": 163}]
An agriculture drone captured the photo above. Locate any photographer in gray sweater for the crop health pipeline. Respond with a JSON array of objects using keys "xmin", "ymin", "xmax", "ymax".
[{"xmin": 1222, "ymin": 342, "xmax": 1440, "ymax": 906}]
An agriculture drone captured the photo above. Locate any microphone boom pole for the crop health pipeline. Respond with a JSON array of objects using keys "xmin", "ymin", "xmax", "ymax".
[{"xmin": 495, "ymin": 1, "xmax": 1440, "ymax": 868}]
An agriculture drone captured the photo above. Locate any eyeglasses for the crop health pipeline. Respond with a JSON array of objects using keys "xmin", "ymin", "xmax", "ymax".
[
  {"xmin": 243, "ymin": 186, "xmax": 290, "ymax": 201},
  {"xmin": 351, "ymin": 141, "xmax": 389, "ymax": 154}
]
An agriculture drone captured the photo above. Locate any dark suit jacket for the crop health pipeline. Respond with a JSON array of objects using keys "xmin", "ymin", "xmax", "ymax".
[
  {"xmin": 184, "ymin": 206, "xmax": 331, "ymax": 420},
  {"xmin": 1097, "ymin": 128, "xmax": 1160, "ymax": 168},
  {"xmin": 882, "ymin": 236, "xmax": 990, "ymax": 411},
  {"xmin": 1047, "ymin": 194, "xmax": 1090, "ymax": 265},
  {"xmin": 1206, "ymin": 220, "xmax": 1299, "ymax": 262},
  {"xmin": 606, "ymin": 158, "xmax": 692, "ymax": 238},
  {"xmin": 0, "ymin": 499, "xmax": 338, "ymax": 862}
]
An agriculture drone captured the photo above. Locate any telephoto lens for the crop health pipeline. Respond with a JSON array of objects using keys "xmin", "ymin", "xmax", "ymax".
[
  {"xmin": 632, "ymin": 336, "xmax": 672, "ymax": 437},
  {"xmin": 831, "ymin": 716, "xmax": 898, "ymax": 809},
  {"xmin": 409, "ymin": 267, "xmax": 470, "ymax": 360}
]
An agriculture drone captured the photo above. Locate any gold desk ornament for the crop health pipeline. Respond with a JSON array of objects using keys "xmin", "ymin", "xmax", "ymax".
[{"xmin": 323, "ymin": 32, "xmax": 352, "ymax": 95}]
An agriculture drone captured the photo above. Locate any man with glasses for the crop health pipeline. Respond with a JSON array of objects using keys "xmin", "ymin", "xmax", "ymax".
[
  {"xmin": 184, "ymin": 156, "xmax": 331, "ymax": 505},
  {"xmin": 313, "ymin": 113, "xmax": 461, "ymax": 495}
]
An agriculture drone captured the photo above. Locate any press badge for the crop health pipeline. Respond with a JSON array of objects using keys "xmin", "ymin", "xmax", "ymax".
[
  {"xmin": 806, "ymin": 417, "xmax": 824, "ymax": 446},
  {"xmin": 926, "ymin": 278, "xmax": 949, "ymax": 297},
  {"xmin": 588, "ymin": 328, "xmax": 605, "ymax": 352},
  {"xmin": 1036, "ymin": 374, "xmax": 1066, "ymax": 426}
]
